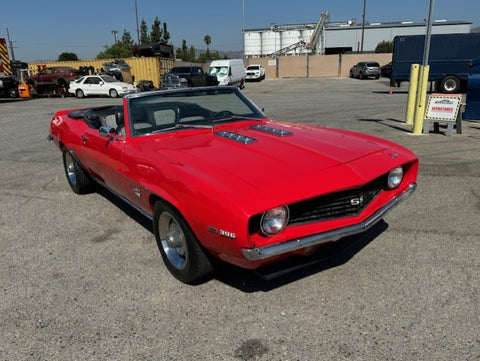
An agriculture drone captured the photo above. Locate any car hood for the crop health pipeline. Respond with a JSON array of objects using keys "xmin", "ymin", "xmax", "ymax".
[{"xmin": 139, "ymin": 120, "xmax": 408, "ymax": 212}]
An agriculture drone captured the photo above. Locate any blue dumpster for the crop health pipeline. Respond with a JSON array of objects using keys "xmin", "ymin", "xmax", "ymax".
[{"xmin": 464, "ymin": 57, "xmax": 480, "ymax": 120}]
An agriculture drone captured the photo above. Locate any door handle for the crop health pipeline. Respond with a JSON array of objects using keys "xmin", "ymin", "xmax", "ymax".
[{"xmin": 81, "ymin": 135, "xmax": 89, "ymax": 142}]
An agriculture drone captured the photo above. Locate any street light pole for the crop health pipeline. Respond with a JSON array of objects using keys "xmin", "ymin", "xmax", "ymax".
[{"xmin": 422, "ymin": 0, "xmax": 435, "ymax": 66}]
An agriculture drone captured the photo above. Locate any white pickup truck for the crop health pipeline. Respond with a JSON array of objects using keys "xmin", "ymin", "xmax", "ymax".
[{"xmin": 245, "ymin": 64, "xmax": 266, "ymax": 81}]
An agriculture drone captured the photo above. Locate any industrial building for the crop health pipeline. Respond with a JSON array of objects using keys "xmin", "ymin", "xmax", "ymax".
[{"xmin": 243, "ymin": 14, "xmax": 472, "ymax": 57}]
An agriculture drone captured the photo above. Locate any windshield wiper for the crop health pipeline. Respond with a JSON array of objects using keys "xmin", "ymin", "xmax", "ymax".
[
  {"xmin": 151, "ymin": 123, "xmax": 213, "ymax": 134},
  {"xmin": 211, "ymin": 115, "xmax": 247, "ymax": 123}
]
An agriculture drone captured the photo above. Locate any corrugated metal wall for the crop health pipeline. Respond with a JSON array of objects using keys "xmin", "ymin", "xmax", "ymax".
[{"xmin": 28, "ymin": 57, "xmax": 175, "ymax": 88}]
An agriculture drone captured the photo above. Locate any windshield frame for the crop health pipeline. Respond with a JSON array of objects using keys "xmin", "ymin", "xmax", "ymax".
[{"xmin": 125, "ymin": 86, "xmax": 265, "ymax": 137}]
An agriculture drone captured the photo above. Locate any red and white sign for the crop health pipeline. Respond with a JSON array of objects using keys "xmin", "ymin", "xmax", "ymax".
[{"xmin": 425, "ymin": 93, "xmax": 462, "ymax": 121}]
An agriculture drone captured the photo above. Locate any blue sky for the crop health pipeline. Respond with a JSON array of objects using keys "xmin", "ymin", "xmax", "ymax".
[{"xmin": 1, "ymin": 0, "xmax": 479, "ymax": 62}]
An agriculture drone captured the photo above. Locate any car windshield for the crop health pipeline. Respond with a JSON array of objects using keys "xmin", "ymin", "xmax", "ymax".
[
  {"xmin": 100, "ymin": 75, "xmax": 120, "ymax": 83},
  {"xmin": 367, "ymin": 62, "xmax": 380, "ymax": 67},
  {"xmin": 209, "ymin": 66, "xmax": 228, "ymax": 76},
  {"xmin": 247, "ymin": 66, "xmax": 259, "ymax": 70},
  {"xmin": 127, "ymin": 87, "xmax": 265, "ymax": 136}
]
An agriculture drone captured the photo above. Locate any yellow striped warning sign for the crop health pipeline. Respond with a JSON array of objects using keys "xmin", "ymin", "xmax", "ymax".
[{"xmin": 0, "ymin": 38, "xmax": 11, "ymax": 75}]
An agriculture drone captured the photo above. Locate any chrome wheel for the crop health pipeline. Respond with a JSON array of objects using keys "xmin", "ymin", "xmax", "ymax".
[
  {"xmin": 64, "ymin": 151, "xmax": 77, "ymax": 186},
  {"xmin": 158, "ymin": 211, "xmax": 187, "ymax": 270},
  {"xmin": 62, "ymin": 148, "xmax": 92, "ymax": 194},
  {"xmin": 153, "ymin": 201, "xmax": 214, "ymax": 283}
]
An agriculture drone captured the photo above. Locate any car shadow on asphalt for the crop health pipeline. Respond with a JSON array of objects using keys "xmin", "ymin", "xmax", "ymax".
[
  {"xmin": 96, "ymin": 185, "xmax": 154, "ymax": 233},
  {"xmin": 215, "ymin": 220, "xmax": 389, "ymax": 293},
  {"xmin": 95, "ymin": 184, "xmax": 389, "ymax": 292}
]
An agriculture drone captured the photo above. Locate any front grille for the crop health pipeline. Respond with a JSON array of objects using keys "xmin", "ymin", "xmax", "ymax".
[{"xmin": 287, "ymin": 177, "xmax": 384, "ymax": 226}]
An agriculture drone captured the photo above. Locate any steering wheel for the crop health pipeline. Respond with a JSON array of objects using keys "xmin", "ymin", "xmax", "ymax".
[{"xmin": 209, "ymin": 110, "xmax": 234, "ymax": 120}]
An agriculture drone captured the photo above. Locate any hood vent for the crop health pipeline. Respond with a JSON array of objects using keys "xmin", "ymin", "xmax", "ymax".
[
  {"xmin": 249, "ymin": 124, "xmax": 293, "ymax": 137},
  {"xmin": 214, "ymin": 131, "xmax": 257, "ymax": 144}
]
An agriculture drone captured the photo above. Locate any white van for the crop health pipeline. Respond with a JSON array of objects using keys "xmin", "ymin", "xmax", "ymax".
[{"xmin": 208, "ymin": 59, "xmax": 246, "ymax": 88}]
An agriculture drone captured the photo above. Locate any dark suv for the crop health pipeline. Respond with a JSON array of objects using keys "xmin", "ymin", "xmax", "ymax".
[
  {"xmin": 161, "ymin": 66, "xmax": 218, "ymax": 89},
  {"xmin": 350, "ymin": 62, "xmax": 381, "ymax": 79}
]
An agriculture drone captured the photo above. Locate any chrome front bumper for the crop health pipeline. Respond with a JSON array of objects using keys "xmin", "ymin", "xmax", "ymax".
[{"xmin": 242, "ymin": 183, "xmax": 417, "ymax": 261}]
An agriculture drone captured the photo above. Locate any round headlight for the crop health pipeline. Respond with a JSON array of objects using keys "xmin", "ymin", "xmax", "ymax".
[
  {"xmin": 260, "ymin": 206, "xmax": 289, "ymax": 236},
  {"xmin": 387, "ymin": 166, "xmax": 404, "ymax": 189}
]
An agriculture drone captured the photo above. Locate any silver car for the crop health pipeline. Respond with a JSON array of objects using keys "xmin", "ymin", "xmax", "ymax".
[{"xmin": 350, "ymin": 62, "xmax": 381, "ymax": 79}]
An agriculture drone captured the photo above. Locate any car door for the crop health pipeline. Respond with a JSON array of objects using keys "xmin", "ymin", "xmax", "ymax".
[
  {"xmin": 87, "ymin": 76, "xmax": 104, "ymax": 95},
  {"xmin": 190, "ymin": 67, "xmax": 204, "ymax": 86},
  {"xmin": 79, "ymin": 125, "xmax": 127, "ymax": 195}
]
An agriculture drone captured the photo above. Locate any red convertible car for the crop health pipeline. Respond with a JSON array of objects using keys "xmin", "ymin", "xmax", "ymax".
[{"xmin": 49, "ymin": 87, "xmax": 418, "ymax": 284}]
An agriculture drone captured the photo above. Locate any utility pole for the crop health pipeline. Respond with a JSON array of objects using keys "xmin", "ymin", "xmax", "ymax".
[
  {"xmin": 6, "ymin": 28, "xmax": 15, "ymax": 61},
  {"xmin": 135, "ymin": 0, "xmax": 140, "ymax": 44},
  {"xmin": 111, "ymin": 30, "xmax": 118, "ymax": 44},
  {"xmin": 242, "ymin": 0, "xmax": 245, "ymax": 58},
  {"xmin": 360, "ymin": 0, "xmax": 366, "ymax": 52}
]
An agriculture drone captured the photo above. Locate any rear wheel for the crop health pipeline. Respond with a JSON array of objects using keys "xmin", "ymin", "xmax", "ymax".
[
  {"xmin": 153, "ymin": 200, "xmax": 214, "ymax": 284},
  {"xmin": 62, "ymin": 148, "xmax": 93, "ymax": 194},
  {"xmin": 439, "ymin": 76, "xmax": 460, "ymax": 94}
]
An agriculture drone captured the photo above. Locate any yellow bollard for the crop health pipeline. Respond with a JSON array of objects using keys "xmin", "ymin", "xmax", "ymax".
[
  {"xmin": 405, "ymin": 64, "xmax": 420, "ymax": 125},
  {"xmin": 413, "ymin": 65, "xmax": 430, "ymax": 135}
]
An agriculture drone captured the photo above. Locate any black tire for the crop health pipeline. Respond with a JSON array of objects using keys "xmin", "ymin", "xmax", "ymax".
[
  {"xmin": 56, "ymin": 79, "xmax": 68, "ymax": 97},
  {"xmin": 359, "ymin": 72, "xmax": 364, "ymax": 80},
  {"xmin": 349, "ymin": 70, "xmax": 354, "ymax": 78},
  {"xmin": 76, "ymin": 89, "xmax": 85, "ymax": 98},
  {"xmin": 153, "ymin": 200, "xmax": 214, "ymax": 284},
  {"xmin": 439, "ymin": 76, "xmax": 460, "ymax": 94},
  {"xmin": 109, "ymin": 89, "xmax": 118, "ymax": 98},
  {"xmin": 62, "ymin": 148, "xmax": 93, "ymax": 194},
  {"xmin": 8, "ymin": 87, "xmax": 18, "ymax": 98},
  {"xmin": 375, "ymin": 75, "xmax": 380, "ymax": 79}
]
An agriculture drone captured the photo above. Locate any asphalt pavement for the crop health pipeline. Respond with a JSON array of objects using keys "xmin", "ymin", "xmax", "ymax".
[{"xmin": 1, "ymin": 78, "xmax": 479, "ymax": 360}]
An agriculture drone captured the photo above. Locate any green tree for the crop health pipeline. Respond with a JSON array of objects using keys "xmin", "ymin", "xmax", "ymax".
[
  {"xmin": 188, "ymin": 45, "xmax": 196, "ymax": 62},
  {"xmin": 162, "ymin": 23, "xmax": 170, "ymax": 45},
  {"xmin": 375, "ymin": 40, "xmax": 393, "ymax": 53},
  {"xmin": 121, "ymin": 29, "xmax": 134, "ymax": 46},
  {"xmin": 176, "ymin": 39, "xmax": 196, "ymax": 61},
  {"xmin": 150, "ymin": 17, "xmax": 162, "ymax": 43},
  {"xmin": 140, "ymin": 20, "xmax": 150, "ymax": 44},
  {"xmin": 197, "ymin": 51, "xmax": 222, "ymax": 63},
  {"xmin": 97, "ymin": 42, "xmax": 133, "ymax": 59},
  {"xmin": 58, "ymin": 52, "xmax": 78, "ymax": 61}
]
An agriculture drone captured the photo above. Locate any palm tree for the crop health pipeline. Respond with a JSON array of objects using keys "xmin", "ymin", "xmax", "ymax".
[{"xmin": 204, "ymin": 35, "xmax": 211, "ymax": 51}]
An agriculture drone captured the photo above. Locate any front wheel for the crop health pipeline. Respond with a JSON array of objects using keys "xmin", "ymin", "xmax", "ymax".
[
  {"xmin": 153, "ymin": 200, "xmax": 214, "ymax": 284},
  {"xmin": 9, "ymin": 87, "xmax": 18, "ymax": 98},
  {"xmin": 76, "ymin": 89, "xmax": 85, "ymax": 98},
  {"xmin": 109, "ymin": 89, "xmax": 118, "ymax": 98},
  {"xmin": 62, "ymin": 148, "xmax": 93, "ymax": 194}
]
